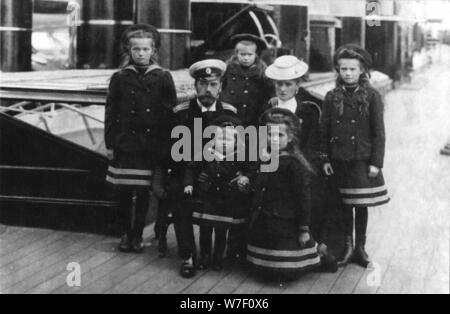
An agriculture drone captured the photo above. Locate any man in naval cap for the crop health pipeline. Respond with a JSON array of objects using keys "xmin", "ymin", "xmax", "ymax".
[{"xmin": 168, "ymin": 59, "xmax": 238, "ymax": 278}]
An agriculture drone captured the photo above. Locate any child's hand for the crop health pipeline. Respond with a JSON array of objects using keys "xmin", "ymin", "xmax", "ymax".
[
  {"xmin": 184, "ymin": 186, "xmax": 194, "ymax": 196},
  {"xmin": 323, "ymin": 163, "xmax": 334, "ymax": 176},
  {"xmin": 106, "ymin": 149, "xmax": 114, "ymax": 161},
  {"xmin": 237, "ymin": 176, "xmax": 251, "ymax": 193},
  {"xmin": 299, "ymin": 232, "xmax": 311, "ymax": 248},
  {"xmin": 368, "ymin": 165, "xmax": 380, "ymax": 178},
  {"xmin": 237, "ymin": 176, "xmax": 250, "ymax": 188}
]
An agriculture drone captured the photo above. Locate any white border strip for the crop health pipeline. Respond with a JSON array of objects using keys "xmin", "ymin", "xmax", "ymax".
[
  {"xmin": 82, "ymin": 20, "xmax": 134, "ymax": 26},
  {"xmin": 339, "ymin": 186, "xmax": 388, "ymax": 195},
  {"xmin": 342, "ymin": 195, "xmax": 390, "ymax": 205},
  {"xmin": 106, "ymin": 176, "xmax": 151, "ymax": 186},
  {"xmin": 248, "ymin": 244, "xmax": 318, "ymax": 258},
  {"xmin": 0, "ymin": 27, "xmax": 31, "ymax": 31},
  {"xmin": 158, "ymin": 28, "xmax": 192, "ymax": 34},
  {"xmin": 247, "ymin": 255, "xmax": 321, "ymax": 269},
  {"xmin": 108, "ymin": 167, "xmax": 153, "ymax": 177},
  {"xmin": 193, "ymin": 212, "xmax": 247, "ymax": 225}
]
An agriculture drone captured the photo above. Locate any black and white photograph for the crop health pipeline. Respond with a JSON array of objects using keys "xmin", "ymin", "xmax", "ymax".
[{"xmin": 0, "ymin": 0, "xmax": 449, "ymax": 298}]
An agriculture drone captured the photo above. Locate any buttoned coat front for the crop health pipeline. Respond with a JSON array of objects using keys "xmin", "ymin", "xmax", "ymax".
[
  {"xmin": 320, "ymin": 85, "xmax": 386, "ymax": 168},
  {"xmin": 105, "ymin": 65, "xmax": 177, "ymax": 160},
  {"xmin": 221, "ymin": 57, "xmax": 274, "ymax": 126}
]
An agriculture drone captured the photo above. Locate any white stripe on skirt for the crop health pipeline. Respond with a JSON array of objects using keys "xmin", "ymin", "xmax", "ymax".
[
  {"xmin": 107, "ymin": 167, "xmax": 153, "ymax": 177},
  {"xmin": 247, "ymin": 244, "xmax": 318, "ymax": 258},
  {"xmin": 339, "ymin": 185, "xmax": 388, "ymax": 195},
  {"xmin": 106, "ymin": 176, "xmax": 152, "ymax": 186},
  {"xmin": 193, "ymin": 212, "xmax": 247, "ymax": 225},
  {"xmin": 247, "ymin": 255, "xmax": 321, "ymax": 269},
  {"xmin": 342, "ymin": 194, "xmax": 390, "ymax": 205}
]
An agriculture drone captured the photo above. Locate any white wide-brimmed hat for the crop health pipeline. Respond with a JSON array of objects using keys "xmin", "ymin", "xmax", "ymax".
[{"xmin": 265, "ymin": 55, "xmax": 309, "ymax": 81}]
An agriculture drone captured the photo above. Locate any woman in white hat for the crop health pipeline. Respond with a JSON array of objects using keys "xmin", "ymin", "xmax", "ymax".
[
  {"xmin": 265, "ymin": 56, "xmax": 322, "ymax": 162},
  {"xmin": 264, "ymin": 55, "xmax": 338, "ymax": 273}
]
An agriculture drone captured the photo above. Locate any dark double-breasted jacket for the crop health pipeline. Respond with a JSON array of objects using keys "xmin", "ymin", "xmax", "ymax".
[
  {"xmin": 251, "ymin": 155, "xmax": 312, "ymax": 228},
  {"xmin": 221, "ymin": 57, "xmax": 274, "ymax": 126},
  {"xmin": 184, "ymin": 152, "xmax": 253, "ymax": 211},
  {"xmin": 320, "ymin": 84, "xmax": 386, "ymax": 168},
  {"xmin": 104, "ymin": 64, "xmax": 177, "ymax": 162}
]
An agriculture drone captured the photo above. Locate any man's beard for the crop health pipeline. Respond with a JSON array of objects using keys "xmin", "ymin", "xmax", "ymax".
[{"xmin": 198, "ymin": 94, "xmax": 216, "ymax": 107}]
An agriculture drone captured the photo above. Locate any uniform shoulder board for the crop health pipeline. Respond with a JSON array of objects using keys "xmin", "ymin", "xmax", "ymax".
[
  {"xmin": 221, "ymin": 102, "xmax": 238, "ymax": 114},
  {"xmin": 173, "ymin": 101, "xmax": 190, "ymax": 114}
]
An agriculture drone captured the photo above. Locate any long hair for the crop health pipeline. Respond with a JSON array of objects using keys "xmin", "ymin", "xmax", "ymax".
[
  {"xmin": 333, "ymin": 45, "xmax": 373, "ymax": 116},
  {"xmin": 332, "ymin": 74, "xmax": 372, "ymax": 117},
  {"xmin": 120, "ymin": 29, "xmax": 159, "ymax": 68},
  {"xmin": 262, "ymin": 108, "xmax": 314, "ymax": 174}
]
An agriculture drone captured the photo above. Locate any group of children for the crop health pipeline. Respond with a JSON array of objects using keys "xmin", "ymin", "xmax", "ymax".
[{"xmin": 105, "ymin": 24, "xmax": 390, "ymax": 281}]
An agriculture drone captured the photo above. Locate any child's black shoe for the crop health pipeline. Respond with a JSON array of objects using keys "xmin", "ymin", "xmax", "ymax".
[
  {"xmin": 158, "ymin": 237, "xmax": 168, "ymax": 258},
  {"xmin": 317, "ymin": 243, "xmax": 338, "ymax": 273},
  {"xmin": 131, "ymin": 237, "xmax": 145, "ymax": 254},
  {"xmin": 118, "ymin": 234, "xmax": 132, "ymax": 253},
  {"xmin": 180, "ymin": 259, "xmax": 197, "ymax": 279},
  {"xmin": 319, "ymin": 254, "xmax": 338, "ymax": 273},
  {"xmin": 212, "ymin": 259, "xmax": 224, "ymax": 272},
  {"xmin": 198, "ymin": 254, "xmax": 211, "ymax": 270}
]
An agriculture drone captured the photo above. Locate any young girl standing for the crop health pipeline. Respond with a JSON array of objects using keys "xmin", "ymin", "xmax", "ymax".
[
  {"xmin": 247, "ymin": 108, "xmax": 321, "ymax": 280},
  {"xmin": 105, "ymin": 24, "xmax": 177, "ymax": 253},
  {"xmin": 265, "ymin": 55, "xmax": 337, "ymax": 272},
  {"xmin": 321, "ymin": 44, "xmax": 390, "ymax": 268}
]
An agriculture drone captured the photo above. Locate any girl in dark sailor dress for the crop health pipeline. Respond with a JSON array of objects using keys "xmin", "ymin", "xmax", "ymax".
[
  {"xmin": 247, "ymin": 108, "xmax": 321, "ymax": 280},
  {"xmin": 184, "ymin": 114, "xmax": 252, "ymax": 271},
  {"xmin": 104, "ymin": 24, "xmax": 177, "ymax": 253},
  {"xmin": 321, "ymin": 44, "xmax": 390, "ymax": 268},
  {"xmin": 264, "ymin": 55, "xmax": 338, "ymax": 272}
]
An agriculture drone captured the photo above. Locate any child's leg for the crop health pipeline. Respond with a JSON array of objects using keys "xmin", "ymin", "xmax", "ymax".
[
  {"xmin": 199, "ymin": 226, "xmax": 213, "ymax": 269},
  {"xmin": 354, "ymin": 207, "xmax": 371, "ymax": 268},
  {"xmin": 116, "ymin": 189, "xmax": 134, "ymax": 252},
  {"xmin": 131, "ymin": 188, "xmax": 150, "ymax": 252},
  {"xmin": 227, "ymin": 226, "xmax": 247, "ymax": 260},
  {"xmin": 213, "ymin": 227, "xmax": 228, "ymax": 270},
  {"xmin": 156, "ymin": 198, "xmax": 170, "ymax": 256},
  {"xmin": 200, "ymin": 226, "xmax": 213, "ymax": 257},
  {"xmin": 116, "ymin": 189, "xmax": 134, "ymax": 236},
  {"xmin": 338, "ymin": 205, "xmax": 355, "ymax": 266}
]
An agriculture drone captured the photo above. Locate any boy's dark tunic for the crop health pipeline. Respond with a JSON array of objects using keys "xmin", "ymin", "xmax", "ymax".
[
  {"xmin": 247, "ymin": 155, "xmax": 321, "ymax": 275},
  {"xmin": 321, "ymin": 84, "xmax": 390, "ymax": 208},
  {"xmin": 185, "ymin": 153, "xmax": 252, "ymax": 228},
  {"xmin": 105, "ymin": 65, "xmax": 177, "ymax": 188},
  {"xmin": 221, "ymin": 57, "xmax": 273, "ymax": 126}
]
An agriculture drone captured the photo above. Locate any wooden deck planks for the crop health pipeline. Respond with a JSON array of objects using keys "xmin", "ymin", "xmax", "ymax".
[
  {"xmin": 207, "ymin": 268, "xmax": 250, "ymax": 294},
  {"xmin": 51, "ymin": 250, "xmax": 140, "ymax": 294},
  {"xmin": 0, "ymin": 228, "xmax": 54, "ymax": 257},
  {"xmin": 0, "ymin": 231, "xmax": 72, "ymax": 269},
  {"xmin": 0, "ymin": 233, "xmax": 97, "ymax": 292},
  {"xmin": 78, "ymin": 247, "xmax": 161, "ymax": 294},
  {"xmin": 31, "ymin": 250, "xmax": 117, "ymax": 294},
  {"xmin": 4, "ymin": 235, "xmax": 105, "ymax": 293}
]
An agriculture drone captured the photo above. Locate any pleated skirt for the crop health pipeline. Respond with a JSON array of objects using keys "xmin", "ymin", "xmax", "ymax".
[
  {"xmin": 247, "ymin": 213, "xmax": 321, "ymax": 276},
  {"xmin": 106, "ymin": 151, "xmax": 154, "ymax": 189},
  {"xmin": 333, "ymin": 160, "xmax": 390, "ymax": 208}
]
